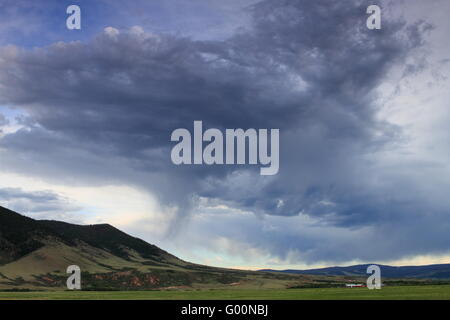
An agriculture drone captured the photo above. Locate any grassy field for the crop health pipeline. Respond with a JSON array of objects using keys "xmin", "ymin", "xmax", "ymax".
[{"xmin": 0, "ymin": 285, "xmax": 449, "ymax": 300}]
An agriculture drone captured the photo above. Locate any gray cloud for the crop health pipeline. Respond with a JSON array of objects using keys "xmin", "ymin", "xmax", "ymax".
[
  {"xmin": 0, "ymin": 114, "xmax": 8, "ymax": 127},
  {"xmin": 165, "ymin": 208, "xmax": 450, "ymax": 266},
  {"xmin": 0, "ymin": 0, "xmax": 447, "ymax": 264},
  {"xmin": 0, "ymin": 187, "xmax": 81, "ymax": 221}
]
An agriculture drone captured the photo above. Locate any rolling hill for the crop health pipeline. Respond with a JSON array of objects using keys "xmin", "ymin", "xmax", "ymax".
[
  {"xmin": 0, "ymin": 206, "xmax": 196, "ymax": 289},
  {"xmin": 260, "ymin": 263, "xmax": 450, "ymax": 279}
]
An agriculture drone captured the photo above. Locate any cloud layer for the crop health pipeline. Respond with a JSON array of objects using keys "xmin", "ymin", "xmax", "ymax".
[
  {"xmin": 0, "ymin": 0, "xmax": 449, "ymax": 266},
  {"xmin": 0, "ymin": 187, "xmax": 80, "ymax": 220}
]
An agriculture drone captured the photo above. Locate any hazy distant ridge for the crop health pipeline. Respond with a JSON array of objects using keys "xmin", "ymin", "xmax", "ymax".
[{"xmin": 260, "ymin": 264, "xmax": 450, "ymax": 279}]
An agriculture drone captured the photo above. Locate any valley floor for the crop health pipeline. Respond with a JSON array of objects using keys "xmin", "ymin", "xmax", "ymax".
[{"xmin": 0, "ymin": 285, "xmax": 449, "ymax": 300}]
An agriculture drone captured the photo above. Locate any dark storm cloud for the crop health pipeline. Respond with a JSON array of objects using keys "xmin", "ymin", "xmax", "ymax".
[
  {"xmin": 169, "ymin": 207, "xmax": 450, "ymax": 266},
  {"xmin": 0, "ymin": 0, "xmax": 424, "ymax": 210},
  {"xmin": 0, "ymin": 0, "xmax": 443, "ymax": 262}
]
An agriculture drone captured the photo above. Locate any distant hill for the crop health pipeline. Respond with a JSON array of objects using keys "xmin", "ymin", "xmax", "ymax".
[{"xmin": 260, "ymin": 263, "xmax": 450, "ymax": 279}]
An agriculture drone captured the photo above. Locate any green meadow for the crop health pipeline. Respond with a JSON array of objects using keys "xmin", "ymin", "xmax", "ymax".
[{"xmin": 0, "ymin": 285, "xmax": 449, "ymax": 300}]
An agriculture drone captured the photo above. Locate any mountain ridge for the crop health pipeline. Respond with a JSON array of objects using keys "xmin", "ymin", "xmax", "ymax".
[
  {"xmin": 37, "ymin": 219, "xmax": 179, "ymax": 263},
  {"xmin": 260, "ymin": 263, "xmax": 450, "ymax": 279}
]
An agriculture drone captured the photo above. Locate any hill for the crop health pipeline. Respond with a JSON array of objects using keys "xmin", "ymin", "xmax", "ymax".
[
  {"xmin": 0, "ymin": 206, "xmax": 196, "ymax": 288},
  {"xmin": 260, "ymin": 263, "xmax": 450, "ymax": 279},
  {"xmin": 0, "ymin": 206, "xmax": 342, "ymax": 291}
]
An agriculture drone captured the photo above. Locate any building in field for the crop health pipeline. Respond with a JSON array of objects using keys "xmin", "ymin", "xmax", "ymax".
[{"xmin": 345, "ymin": 284, "xmax": 365, "ymax": 288}]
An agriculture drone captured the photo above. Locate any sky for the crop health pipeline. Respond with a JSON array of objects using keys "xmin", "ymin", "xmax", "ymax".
[{"xmin": 0, "ymin": 0, "xmax": 449, "ymax": 270}]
